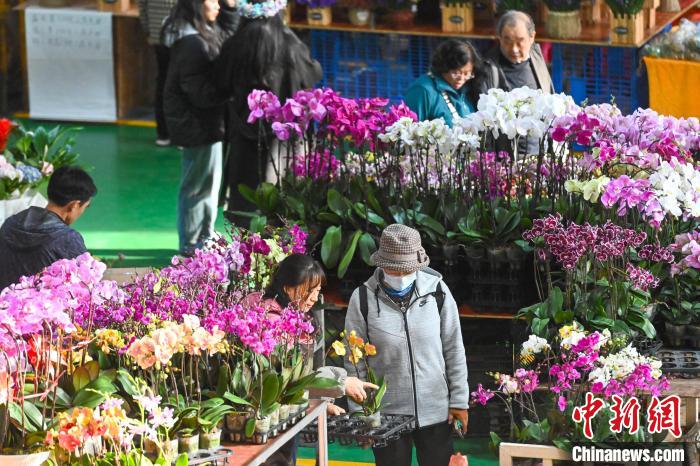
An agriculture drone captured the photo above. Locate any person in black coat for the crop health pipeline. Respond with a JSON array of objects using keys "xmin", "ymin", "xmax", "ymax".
[
  {"xmin": 0, "ymin": 166, "xmax": 96, "ymax": 290},
  {"xmin": 215, "ymin": 4, "xmax": 323, "ymax": 213},
  {"xmin": 162, "ymin": 0, "xmax": 239, "ymax": 255}
]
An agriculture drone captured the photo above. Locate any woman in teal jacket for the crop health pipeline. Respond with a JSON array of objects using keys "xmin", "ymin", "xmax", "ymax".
[{"xmin": 404, "ymin": 39, "xmax": 499, "ymax": 126}]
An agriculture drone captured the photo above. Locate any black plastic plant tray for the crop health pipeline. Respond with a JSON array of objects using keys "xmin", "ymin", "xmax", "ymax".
[
  {"xmin": 188, "ymin": 447, "xmax": 234, "ymax": 465},
  {"xmin": 301, "ymin": 414, "xmax": 416, "ymax": 448},
  {"xmin": 658, "ymin": 349, "xmax": 700, "ymax": 374}
]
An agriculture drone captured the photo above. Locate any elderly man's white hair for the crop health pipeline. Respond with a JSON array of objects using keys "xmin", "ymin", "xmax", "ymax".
[{"xmin": 496, "ymin": 10, "xmax": 536, "ymax": 36}]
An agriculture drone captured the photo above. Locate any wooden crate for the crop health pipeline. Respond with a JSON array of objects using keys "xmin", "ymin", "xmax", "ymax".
[
  {"xmin": 499, "ymin": 443, "xmax": 572, "ymax": 466},
  {"xmin": 609, "ymin": 12, "xmax": 644, "ymax": 45},
  {"xmin": 307, "ymin": 6, "xmax": 332, "ymax": 26},
  {"xmin": 441, "ymin": 3, "xmax": 474, "ymax": 33},
  {"xmin": 643, "ymin": 0, "xmax": 660, "ymax": 28},
  {"xmin": 98, "ymin": 0, "xmax": 130, "ymax": 13}
]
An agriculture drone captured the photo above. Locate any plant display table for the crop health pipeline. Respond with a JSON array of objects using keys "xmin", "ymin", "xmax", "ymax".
[{"xmin": 224, "ymin": 400, "xmax": 329, "ymax": 466}]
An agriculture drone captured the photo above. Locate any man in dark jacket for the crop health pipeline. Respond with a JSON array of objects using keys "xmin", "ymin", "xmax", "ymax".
[
  {"xmin": 485, "ymin": 10, "xmax": 554, "ymax": 94},
  {"xmin": 0, "ymin": 166, "xmax": 96, "ymax": 290}
]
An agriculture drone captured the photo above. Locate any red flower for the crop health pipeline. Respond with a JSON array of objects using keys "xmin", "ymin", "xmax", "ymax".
[{"xmin": 0, "ymin": 119, "xmax": 14, "ymax": 152}]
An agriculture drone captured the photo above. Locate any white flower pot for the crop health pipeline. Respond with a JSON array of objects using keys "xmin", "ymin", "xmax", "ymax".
[{"xmin": 0, "ymin": 451, "xmax": 50, "ymax": 466}]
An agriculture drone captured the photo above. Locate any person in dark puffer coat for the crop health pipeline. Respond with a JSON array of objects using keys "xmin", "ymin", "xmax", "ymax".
[
  {"xmin": 162, "ymin": 0, "xmax": 238, "ymax": 255},
  {"xmin": 0, "ymin": 166, "xmax": 96, "ymax": 290}
]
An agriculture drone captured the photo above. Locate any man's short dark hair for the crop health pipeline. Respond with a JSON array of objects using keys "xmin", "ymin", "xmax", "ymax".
[
  {"xmin": 47, "ymin": 166, "xmax": 97, "ymax": 207},
  {"xmin": 431, "ymin": 39, "xmax": 481, "ymax": 75},
  {"xmin": 496, "ymin": 10, "xmax": 536, "ymax": 36}
]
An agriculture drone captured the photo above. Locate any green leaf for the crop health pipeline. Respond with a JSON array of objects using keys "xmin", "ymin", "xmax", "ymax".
[
  {"xmin": 285, "ymin": 195, "xmax": 305, "ymax": 219},
  {"xmin": 388, "ymin": 205, "xmax": 407, "ymax": 224},
  {"xmin": 316, "ymin": 212, "xmax": 342, "ymax": 225},
  {"xmin": 175, "ymin": 453, "xmax": 189, "ymax": 466},
  {"xmin": 358, "ymin": 233, "xmax": 377, "ymax": 265},
  {"xmin": 554, "ymin": 310, "xmax": 574, "ymax": 324},
  {"xmin": 245, "ymin": 417, "xmax": 256, "ymax": 437},
  {"xmin": 83, "ymin": 360, "xmax": 100, "ymax": 380},
  {"xmin": 321, "ymin": 226, "xmax": 342, "ymax": 269},
  {"xmin": 531, "ymin": 317, "xmax": 550, "ymax": 337},
  {"xmin": 224, "ymin": 392, "xmax": 251, "ymax": 406},
  {"xmin": 260, "ymin": 372, "xmax": 280, "ymax": 411},
  {"xmin": 338, "ymin": 230, "xmax": 362, "ymax": 279},
  {"xmin": 238, "ymin": 184, "xmax": 257, "ymax": 205},
  {"xmin": 116, "ymin": 370, "xmax": 139, "ymax": 398},
  {"xmin": 73, "ymin": 366, "xmax": 91, "ymax": 392},
  {"xmin": 327, "ymin": 189, "xmax": 349, "ymax": 217},
  {"xmin": 627, "ymin": 311, "xmax": 657, "ymax": 339},
  {"xmin": 216, "ymin": 365, "xmax": 230, "ymax": 397},
  {"xmin": 24, "ymin": 401, "xmax": 44, "ymax": 431},
  {"xmin": 552, "ymin": 438, "xmax": 573, "ymax": 452},
  {"xmin": 548, "ymin": 287, "xmax": 564, "ymax": 315},
  {"xmin": 250, "ymin": 215, "xmax": 267, "ymax": 234},
  {"xmin": 73, "ymin": 377, "xmax": 116, "ymax": 407},
  {"xmin": 415, "ymin": 212, "xmax": 445, "ymax": 236},
  {"xmin": 489, "ymin": 432, "xmax": 502, "ymax": 449}
]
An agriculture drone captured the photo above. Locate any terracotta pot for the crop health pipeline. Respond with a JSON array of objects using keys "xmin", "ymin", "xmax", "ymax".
[{"xmin": 384, "ymin": 9, "xmax": 415, "ymax": 29}]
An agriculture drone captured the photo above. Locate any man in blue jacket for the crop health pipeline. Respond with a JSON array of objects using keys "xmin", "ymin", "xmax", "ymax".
[
  {"xmin": 0, "ymin": 166, "xmax": 96, "ymax": 290},
  {"xmin": 344, "ymin": 224, "xmax": 469, "ymax": 466}
]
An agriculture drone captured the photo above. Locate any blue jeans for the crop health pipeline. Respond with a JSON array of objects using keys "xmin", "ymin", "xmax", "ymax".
[{"xmin": 177, "ymin": 143, "xmax": 222, "ymax": 252}]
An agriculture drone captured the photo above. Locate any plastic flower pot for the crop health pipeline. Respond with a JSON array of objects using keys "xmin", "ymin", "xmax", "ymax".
[
  {"xmin": 270, "ymin": 406, "xmax": 280, "ymax": 427},
  {"xmin": 357, "ymin": 411, "xmax": 381, "ymax": 428},
  {"xmin": 665, "ymin": 321, "xmax": 688, "ymax": 347},
  {"xmin": 687, "ymin": 324, "xmax": 700, "ymax": 337},
  {"xmin": 0, "ymin": 451, "xmax": 50, "ymax": 466},
  {"xmin": 279, "ymin": 404, "xmax": 291, "ymax": 424},
  {"xmin": 349, "ymin": 8, "xmax": 371, "ymax": 25},
  {"xmin": 487, "ymin": 246, "xmax": 508, "ymax": 264},
  {"xmin": 178, "ymin": 433, "xmax": 200, "ymax": 457},
  {"xmin": 199, "ymin": 429, "xmax": 222, "ymax": 450},
  {"xmin": 255, "ymin": 415, "xmax": 271, "ymax": 434},
  {"xmin": 545, "ymin": 10, "xmax": 582, "ymax": 39},
  {"xmin": 464, "ymin": 246, "xmax": 485, "ymax": 261},
  {"xmin": 144, "ymin": 438, "xmax": 179, "ymax": 464}
]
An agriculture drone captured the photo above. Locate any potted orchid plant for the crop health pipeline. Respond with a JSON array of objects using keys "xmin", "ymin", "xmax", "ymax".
[
  {"xmin": 472, "ymin": 323, "xmax": 669, "ymax": 452},
  {"xmin": 332, "ymin": 331, "xmax": 386, "ymax": 427}
]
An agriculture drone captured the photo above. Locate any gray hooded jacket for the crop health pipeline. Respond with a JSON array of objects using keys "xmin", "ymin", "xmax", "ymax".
[{"xmin": 344, "ymin": 268, "xmax": 469, "ymax": 427}]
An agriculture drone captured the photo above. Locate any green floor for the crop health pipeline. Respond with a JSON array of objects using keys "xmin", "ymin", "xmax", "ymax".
[
  {"xmin": 18, "ymin": 119, "xmax": 499, "ymax": 466},
  {"xmin": 21, "ymin": 119, "xmax": 226, "ymax": 267},
  {"xmin": 298, "ymin": 438, "xmax": 498, "ymax": 465}
]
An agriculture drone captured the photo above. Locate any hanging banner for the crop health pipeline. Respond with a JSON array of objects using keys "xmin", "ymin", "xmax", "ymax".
[{"xmin": 25, "ymin": 7, "xmax": 116, "ymax": 122}]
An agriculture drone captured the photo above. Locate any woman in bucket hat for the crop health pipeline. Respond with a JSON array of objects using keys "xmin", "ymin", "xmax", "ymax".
[{"xmin": 343, "ymin": 224, "xmax": 470, "ymax": 466}]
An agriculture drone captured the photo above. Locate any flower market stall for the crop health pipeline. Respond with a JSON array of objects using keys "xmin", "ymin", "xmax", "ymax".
[
  {"xmin": 2, "ymin": 80, "xmax": 700, "ymax": 464},
  {"xmin": 0, "ymin": 226, "xmax": 344, "ymax": 464},
  {"xmin": 232, "ymin": 83, "xmax": 700, "ymax": 455}
]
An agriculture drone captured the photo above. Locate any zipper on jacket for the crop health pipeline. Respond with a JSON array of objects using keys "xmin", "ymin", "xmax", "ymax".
[{"xmin": 400, "ymin": 302, "xmax": 421, "ymax": 428}]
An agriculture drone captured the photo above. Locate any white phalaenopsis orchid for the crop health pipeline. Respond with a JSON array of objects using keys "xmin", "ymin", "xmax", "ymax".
[
  {"xmin": 457, "ymin": 87, "xmax": 579, "ymax": 151},
  {"xmin": 649, "ymin": 160, "xmax": 700, "ymax": 219}
]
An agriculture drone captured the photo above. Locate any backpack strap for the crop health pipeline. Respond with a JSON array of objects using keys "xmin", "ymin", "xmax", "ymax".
[
  {"xmin": 435, "ymin": 282, "xmax": 445, "ymax": 316},
  {"xmin": 359, "ymin": 285, "xmax": 370, "ymax": 342}
]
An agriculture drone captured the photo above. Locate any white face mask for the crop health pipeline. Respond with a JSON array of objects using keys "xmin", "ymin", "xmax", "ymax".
[{"xmin": 383, "ymin": 271, "xmax": 416, "ymax": 292}]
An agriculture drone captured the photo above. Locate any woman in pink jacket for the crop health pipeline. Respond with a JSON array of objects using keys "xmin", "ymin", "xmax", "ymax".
[{"xmin": 242, "ymin": 254, "xmax": 377, "ymax": 466}]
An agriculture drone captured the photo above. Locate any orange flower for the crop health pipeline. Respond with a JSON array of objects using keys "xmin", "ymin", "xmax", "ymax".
[{"xmin": 364, "ymin": 343, "xmax": 376, "ymax": 356}]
